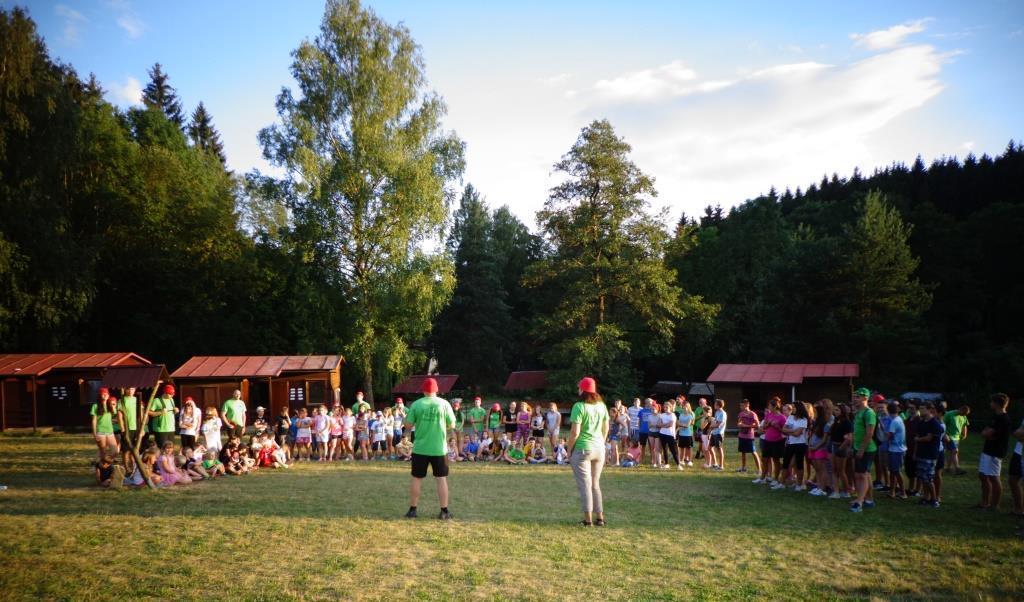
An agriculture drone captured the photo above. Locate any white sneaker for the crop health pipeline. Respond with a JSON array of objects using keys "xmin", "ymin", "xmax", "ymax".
[
  {"xmin": 809, "ymin": 488, "xmax": 824, "ymax": 496},
  {"xmin": 840, "ymin": 492, "xmax": 851, "ymax": 499},
  {"xmin": 829, "ymin": 491, "xmax": 842, "ymax": 499},
  {"xmin": 677, "ymin": 464, "xmax": 685, "ymax": 471},
  {"xmin": 751, "ymin": 478, "xmax": 764, "ymax": 484},
  {"xmin": 793, "ymin": 485, "xmax": 806, "ymax": 492},
  {"xmin": 771, "ymin": 483, "xmax": 786, "ymax": 490},
  {"xmin": 685, "ymin": 461, "xmax": 694, "ymax": 467}
]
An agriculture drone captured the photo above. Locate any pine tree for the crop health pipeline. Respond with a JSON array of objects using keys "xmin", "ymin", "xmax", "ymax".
[
  {"xmin": 187, "ymin": 101, "xmax": 226, "ymax": 164},
  {"xmin": 432, "ymin": 185, "xmax": 514, "ymax": 389},
  {"xmin": 524, "ymin": 119, "xmax": 681, "ymax": 398},
  {"xmin": 142, "ymin": 62, "xmax": 184, "ymax": 128}
]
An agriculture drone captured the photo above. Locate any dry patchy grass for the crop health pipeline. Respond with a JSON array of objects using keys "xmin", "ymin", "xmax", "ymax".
[{"xmin": 0, "ymin": 434, "xmax": 1021, "ymax": 601}]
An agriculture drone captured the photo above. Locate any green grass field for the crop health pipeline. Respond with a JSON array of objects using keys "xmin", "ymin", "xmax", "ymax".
[{"xmin": 0, "ymin": 434, "xmax": 1021, "ymax": 601}]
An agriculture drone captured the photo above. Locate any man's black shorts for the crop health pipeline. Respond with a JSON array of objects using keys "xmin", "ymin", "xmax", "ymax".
[
  {"xmin": 854, "ymin": 452, "xmax": 874, "ymax": 474},
  {"xmin": 639, "ymin": 433, "xmax": 649, "ymax": 446},
  {"xmin": 411, "ymin": 453, "xmax": 449, "ymax": 478}
]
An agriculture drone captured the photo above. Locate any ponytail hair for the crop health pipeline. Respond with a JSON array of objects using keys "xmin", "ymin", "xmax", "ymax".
[{"xmin": 581, "ymin": 392, "xmax": 603, "ymax": 404}]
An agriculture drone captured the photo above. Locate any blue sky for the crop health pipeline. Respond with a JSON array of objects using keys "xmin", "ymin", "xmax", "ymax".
[{"xmin": 17, "ymin": 0, "xmax": 1024, "ymax": 226}]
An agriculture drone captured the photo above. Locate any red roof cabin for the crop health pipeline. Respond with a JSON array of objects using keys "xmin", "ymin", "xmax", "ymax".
[
  {"xmin": 171, "ymin": 355, "xmax": 344, "ymax": 419},
  {"xmin": 707, "ymin": 363, "xmax": 860, "ymax": 427},
  {"xmin": 0, "ymin": 352, "xmax": 151, "ymax": 431}
]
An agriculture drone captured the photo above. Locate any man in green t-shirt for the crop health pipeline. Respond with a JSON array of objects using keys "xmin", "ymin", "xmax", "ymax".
[
  {"xmin": 850, "ymin": 387, "xmax": 877, "ymax": 513},
  {"xmin": 404, "ymin": 377, "xmax": 456, "ymax": 520},
  {"xmin": 943, "ymin": 405, "xmax": 970, "ymax": 474},
  {"xmin": 221, "ymin": 390, "xmax": 248, "ymax": 439},
  {"xmin": 147, "ymin": 384, "xmax": 177, "ymax": 448},
  {"xmin": 467, "ymin": 396, "xmax": 487, "ymax": 435},
  {"xmin": 117, "ymin": 387, "xmax": 139, "ymax": 465}
]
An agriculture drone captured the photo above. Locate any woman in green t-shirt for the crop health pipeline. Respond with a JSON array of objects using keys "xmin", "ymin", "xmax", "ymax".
[
  {"xmin": 91, "ymin": 388, "xmax": 119, "ymax": 461},
  {"xmin": 568, "ymin": 376, "xmax": 610, "ymax": 527}
]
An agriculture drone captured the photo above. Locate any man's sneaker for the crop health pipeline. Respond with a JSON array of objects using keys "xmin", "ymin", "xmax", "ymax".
[
  {"xmin": 770, "ymin": 482, "xmax": 786, "ymax": 490},
  {"xmin": 438, "ymin": 510, "xmax": 453, "ymax": 520},
  {"xmin": 863, "ymin": 500, "xmax": 876, "ymax": 509},
  {"xmin": 809, "ymin": 488, "xmax": 824, "ymax": 496},
  {"xmin": 929, "ymin": 500, "xmax": 940, "ymax": 508},
  {"xmin": 404, "ymin": 509, "xmax": 418, "ymax": 519},
  {"xmin": 849, "ymin": 502, "xmax": 862, "ymax": 513},
  {"xmin": 828, "ymin": 491, "xmax": 842, "ymax": 500},
  {"xmin": 752, "ymin": 478, "xmax": 764, "ymax": 484}
]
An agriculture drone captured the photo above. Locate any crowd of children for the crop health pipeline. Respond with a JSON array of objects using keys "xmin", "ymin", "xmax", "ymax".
[{"xmin": 90, "ymin": 384, "xmax": 1023, "ymax": 531}]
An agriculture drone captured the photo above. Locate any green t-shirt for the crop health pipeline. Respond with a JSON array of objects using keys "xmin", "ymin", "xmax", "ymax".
[
  {"xmin": 453, "ymin": 409, "xmax": 465, "ymax": 429},
  {"xmin": 488, "ymin": 411, "xmax": 501, "ymax": 429},
  {"xmin": 570, "ymin": 401, "xmax": 609, "ymax": 452},
  {"xmin": 467, "ymin": 406, "xmax": 487, "ymax": 429},
  {"xmin": 406, "ymin": 395, "xmax": 456, "ymax": 457},
  {"xmin": 117, "ymin": 396, "xmax": 138, "ymax": 431},
  {"xmin": 91, "ymin": 404, "xmax": 115, "ymax": 435},
  {"xmin": 693, "ymin": 406, "xmax": 705, "ymax": 430},
  {"xmin": 508, "ymin": 447, "xmax": 525, "ymax": 460},
  {"xmin": 943, "ymin": 411, "xmax": 969, "ymax": 441},
  {"xmin": 148, "ymin": 396, "xmax": 176, "ymax": 433},
  {"xmin": 853, "ymin": 407, "xmax": 878, "ymax": 453},
  {"xmin": 222, "ymin": 399, "xmax": 247, "ymax": 424}
]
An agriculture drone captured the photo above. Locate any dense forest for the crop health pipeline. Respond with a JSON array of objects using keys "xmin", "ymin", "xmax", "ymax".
[{"xmin": 2, "ymin": 3, "xmax": 1021, "ymax": 402}]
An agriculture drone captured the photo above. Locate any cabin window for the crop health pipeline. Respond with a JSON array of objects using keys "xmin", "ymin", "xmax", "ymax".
[
  {"xmin": 51, "ymin": 386, "xmax": 69, "ymax": 402},
  {"xmin": 289, "ymin": 384, "xmax": 305, "ymax": 404},
  {"xmin": 307, "ymin": 380, "xmax": 327, "ymax": 406}
]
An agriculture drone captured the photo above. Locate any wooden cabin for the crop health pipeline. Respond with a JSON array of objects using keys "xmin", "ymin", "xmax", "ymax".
[
  {"xmin": 171, "ymin": 355, "xmax": 344, "ymax": 418},
  {"xmin": 0, "ymin": 352, "xmax": 151, "ymax": 431},
  {"xmin": 707, "ymin": 363, "xmax": 859, "ymax": 425}
]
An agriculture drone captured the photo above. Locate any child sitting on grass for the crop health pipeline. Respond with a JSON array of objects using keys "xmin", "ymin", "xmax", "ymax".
[
  {"xmin": 202, "ymin": 451, "xmax": 225, "ymax": 477},
  {"xmin": 554, "ymin": 439, "xmax": 569, "ymax": 465},
  {"xmin": 182, "ymin": 447, "xmax": 208, "ymax": 480},
  {"xmin": 621, "ymin": 441, "xmax": 642, "ymax": 467},
  {"xmin": 157, "ymin": 442, "xmax": 192, "ymax": 486},
  {"xmin": 447, "ymin": 436, "xmax": 462, "ymax": 463},
  {"xmin": 505, "ymin": 440, "xmax": 526, "ymax": 465},
  {"xmin": 94, "ymin": 454, "xmax": 122, "ymax": 488},
  {"xmin": 463, "ymin": 434, "xmax": 480, "ymax": 461},
  {"xmin": 528, "ymin": 441, "xmax": 548, "ymax": 464},
  {"xmin": 395, "ymin": 436, "xmax": 413, "ymax": 461},
  {"xmin": 478, "ymin": 433, "xmax": 493, "ymax": 460}
]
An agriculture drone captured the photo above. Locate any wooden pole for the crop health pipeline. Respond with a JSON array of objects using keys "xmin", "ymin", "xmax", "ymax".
[
  {"xmin": 127, "ymin": 381, "xmax": 163, "ymax": 490},
  {"xmin": 1, "ymin": 378, "xmax": 6, "ymax": 432}
]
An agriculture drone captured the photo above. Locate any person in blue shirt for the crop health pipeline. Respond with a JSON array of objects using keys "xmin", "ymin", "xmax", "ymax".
[
  {"xmin": 637, "ymin": 399, "xmax": 654, "ymax": 465},
  {"xmin": 885, "ymin": 403, "xmax": 907, "ymax": 498},
  {"xmin": 913, "ymin": 402, "xmax": 943, "ymax": 508}
]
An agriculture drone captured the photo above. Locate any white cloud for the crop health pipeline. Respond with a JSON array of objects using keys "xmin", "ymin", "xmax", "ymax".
[
  {"xmin": 108, "ymin": 76, "xmax": 143, "ymax": 106},
  {"xmin": 962, "ymin": 141, "xmax": 975, "ymax": 151},
  {"xmin": 117, "ymin": 14, "xmax": 145, "ymax": 39},
  {"xmin": 55, "ymin": 4, "xmax": 87, "ymax": 45},
  {"xmin": 565, "ymin": 43, "xmax": 949, "ymax": 215},
  {"xmin": 538, "ymin": 73, "xmax": 572, "ymax": 86},
  {"xmin": 594, "ymin": 60, "xmax": 700, "ymax": 100},
  {"xmin": 850, "ymin": 19, "xmax": 931, "ymax": 50}
]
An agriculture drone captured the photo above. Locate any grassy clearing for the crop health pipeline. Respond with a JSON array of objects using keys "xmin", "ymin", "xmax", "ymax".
[{"xmin": 0, "ymin": 434, "xmax": 1021, "ymax": 601}]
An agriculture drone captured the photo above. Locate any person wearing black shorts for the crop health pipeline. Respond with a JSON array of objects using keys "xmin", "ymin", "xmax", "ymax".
[
  {"xmin": 504, "ymin": 402, "xmax": 518, "ymax": 436},
  {"xmin": 404, "ymin": 378, "xmax": 456, "ymax": 520}
]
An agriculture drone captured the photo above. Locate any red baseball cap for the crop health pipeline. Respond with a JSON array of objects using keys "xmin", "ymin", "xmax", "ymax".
[
  {"xmin": 422, "ymin": 377, "xmax": 439, "ymax": 394},
  {"xmin": 98, "ymin": 387, "xmax": 109, "ymax": 396},
  {"xmin": 163, "ymin": 384, "xmax": 175, "ymax": 395},
  {"xmin": 578, "ymin": 376, "xmax": 597, "ymax": 394},
  {"xmin": 870, "ymin": 394, "xmax": 886, "ymax": 403},
  {"xmin": 492, "ymin": 403, "xmax": 501, "ymax": 411}
]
